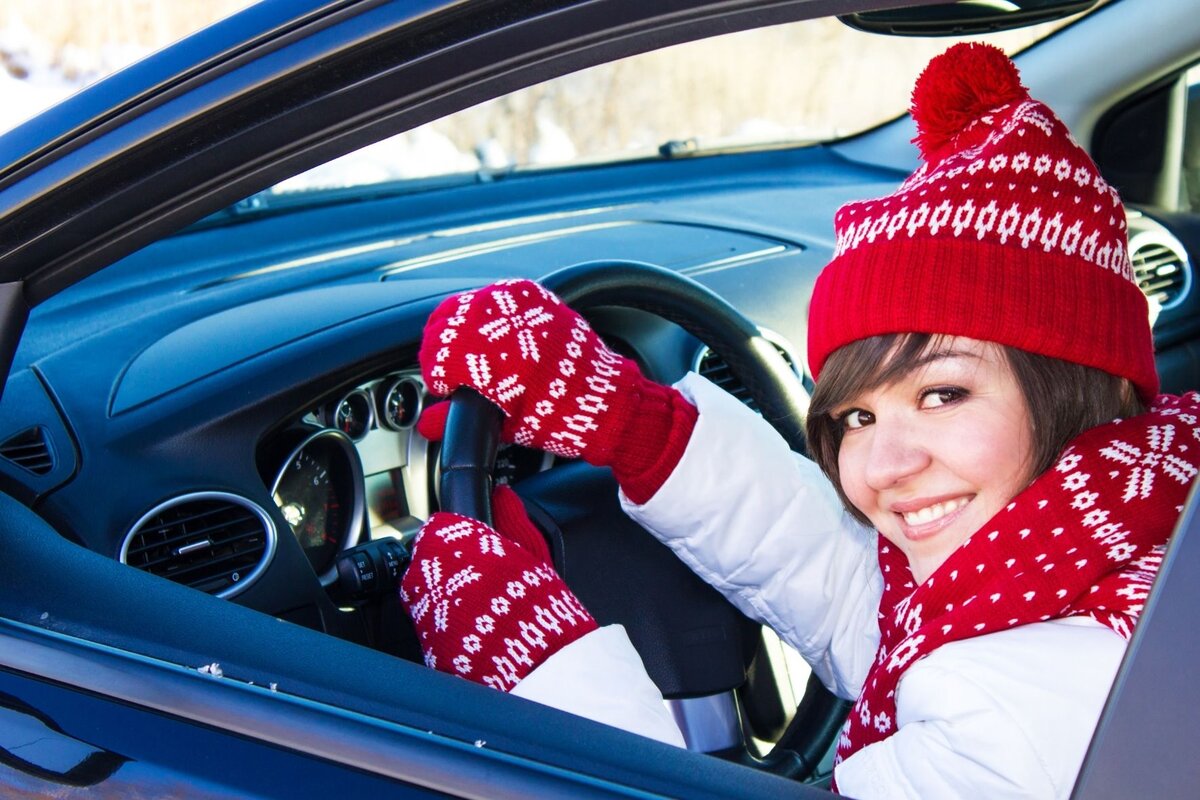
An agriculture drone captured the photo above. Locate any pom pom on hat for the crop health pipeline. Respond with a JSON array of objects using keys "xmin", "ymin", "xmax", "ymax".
[{"xmin": 911, "ymin": 42, "xmax": 1029, "ymax": 162}]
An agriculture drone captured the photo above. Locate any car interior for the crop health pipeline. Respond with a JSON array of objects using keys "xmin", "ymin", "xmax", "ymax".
[{"xmin": 0, "ymin": 0, "xmax": 1195, "ymax": 795}]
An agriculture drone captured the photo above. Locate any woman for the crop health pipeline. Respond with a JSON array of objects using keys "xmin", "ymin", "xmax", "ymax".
[{"xmin": 399, "ymin": 43, "xmax": 1200, "ymax": 797}]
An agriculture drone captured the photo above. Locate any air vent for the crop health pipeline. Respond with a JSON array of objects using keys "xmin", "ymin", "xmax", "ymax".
[
  {"xmin": 0, "ymin": 427, "xmax": 53, "ymax": 475},
  {"xmin": 695, "ymin": 334, "xmax": 803, "ymax": 412},
  {"xmin": 1130, "ymin": 230, "xmax": 1190, "ymax": 312},
  {"xmin": 122, "ymin": 492, "xmax": 276, "ymax": 599}
]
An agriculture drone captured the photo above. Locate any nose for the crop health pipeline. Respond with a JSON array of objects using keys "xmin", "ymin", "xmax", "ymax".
[{"xmin": 862, "ymin": 417, "xmax": 931, "ymax": 491}]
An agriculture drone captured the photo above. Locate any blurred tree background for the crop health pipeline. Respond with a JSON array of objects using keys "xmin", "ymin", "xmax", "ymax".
[
  {"xmin": 0, "ymin": 0, "xmax": 253, "ymax": 80},
  {"xmin": 0, "ymin": 1, "xmax": 1052, "ymax": 183}
]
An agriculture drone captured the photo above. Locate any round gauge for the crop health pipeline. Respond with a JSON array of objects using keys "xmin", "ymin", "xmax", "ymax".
[
  {"xmin": 380, "ymin": 376, "xmax": 423, "ymax": 431},
  {"xmin": 270, "ymin": 428, "xmax": 365, "ymax": 578},
  {"xmin": 329, "ymin": 390, "xmax": 373, "ymax": 441}
]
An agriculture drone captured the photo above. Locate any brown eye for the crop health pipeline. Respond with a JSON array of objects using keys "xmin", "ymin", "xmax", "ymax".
[
  {"xmin": 840, "ymin": 409, "xmax": 874, "ymax": 430},
  {"xmin": 919, "ymin": 387, "xmax": 967, "ymax": 409}
]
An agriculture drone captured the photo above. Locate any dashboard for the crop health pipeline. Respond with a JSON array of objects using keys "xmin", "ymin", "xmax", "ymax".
[{"xmin": 0, "ymin": 143, "xmax": 1193, "ymax": 650}]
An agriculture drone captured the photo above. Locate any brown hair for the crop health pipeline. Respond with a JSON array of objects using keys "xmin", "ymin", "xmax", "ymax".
[{"xmin": 805, "ymin": 334, "xmax": 1145, "ymax": 526}]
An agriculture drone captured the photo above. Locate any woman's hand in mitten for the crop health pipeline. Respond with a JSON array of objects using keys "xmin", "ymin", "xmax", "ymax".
[
  {"xmin": 398, "ymin": 486, "xmax": 598, "ymax": 691},
  {"xmin": 418, "ymin": 279, "xmax": 698, "ymax": 503},
  {"xmin": 419, "ymin": 278, "xmax": 638, "ymax": 461}
]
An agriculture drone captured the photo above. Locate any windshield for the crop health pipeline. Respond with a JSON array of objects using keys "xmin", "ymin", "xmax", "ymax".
[
  {"xmin": 2, "ymin": 3, "xmax": 1078, "ymax": 209},
  {"xmin": 266, "ymin": 16, "xmax": 1068, "ymax": 199}
]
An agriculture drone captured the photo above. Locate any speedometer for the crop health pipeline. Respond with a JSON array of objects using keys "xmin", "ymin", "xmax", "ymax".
[{"xmin": 270, "ymin": 428, "xmax": 365, "ymax": 580}]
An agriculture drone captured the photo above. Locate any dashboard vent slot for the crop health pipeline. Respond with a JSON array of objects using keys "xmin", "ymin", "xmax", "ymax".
[
  {"xmin": 1131, "ymin": 236, "xmax": 1189, "ymax": 311},
  {"xmin": 0, "ymin": 427, "xmax": 53, "ymax": 475},
  {"xmin": 696, "ymin": 336, "xmax": 802, "ymax": 413},
  {"xmin": 122, "ymin": 493, "xmax": 276, "ymax": 599}
]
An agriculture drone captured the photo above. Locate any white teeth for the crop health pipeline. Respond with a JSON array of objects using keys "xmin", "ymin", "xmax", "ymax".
[{"xmin": 902, "ymin": 497, "xmax": 968, "ymax": 526}]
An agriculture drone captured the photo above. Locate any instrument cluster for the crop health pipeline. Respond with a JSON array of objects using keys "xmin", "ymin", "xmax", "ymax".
[
  {"xmin": 261, "ymin": 371, "xmax": 433, "ymax": 584},
  {"xmin": 261, "ymin": 370, "xmax": 551, "ymax": 587}
]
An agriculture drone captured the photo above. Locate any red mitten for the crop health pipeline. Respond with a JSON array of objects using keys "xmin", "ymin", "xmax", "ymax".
[
  {"xmin": 415, "ymin": 400, "xmax": 450, "ymax": 443},
  {"xmin": 399, "ymin": 488, "xmax": 598, "ymax": 691},
  {"xmin": 419, "ymin": 279, "xmax": 697, "ymax": 503},
  {"xmin": 490, "ymin": 484, "xmax": 553, "ymax": 564}
]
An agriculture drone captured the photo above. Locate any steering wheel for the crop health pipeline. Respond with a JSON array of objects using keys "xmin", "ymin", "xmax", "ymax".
[{"xmin": 437, "ymin": 260, "xmax": 847, "ymax": 776}]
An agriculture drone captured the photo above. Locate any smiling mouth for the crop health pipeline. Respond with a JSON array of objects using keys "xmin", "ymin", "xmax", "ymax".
[{"xmin": 899, "ymin": 496, "xmax": 970, "ymax": 527}]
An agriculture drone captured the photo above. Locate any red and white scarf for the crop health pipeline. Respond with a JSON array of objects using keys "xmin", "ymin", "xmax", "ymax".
[{"xmin": 834, "ymin": 392, "xmax": 1200, "ymax": 775}]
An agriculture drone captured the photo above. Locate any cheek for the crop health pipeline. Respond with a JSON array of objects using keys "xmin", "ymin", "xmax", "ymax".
[
  {"xmin": 954, "ymin": 412, "xmax": 1035, "ymax": 500},
  {"xmin": 998, "ymin": 428, "xmax": 1036, "ymax": 499},
  {"xmin": 836, "ymin": 440, "xmax": 874, "ymax": 515}
]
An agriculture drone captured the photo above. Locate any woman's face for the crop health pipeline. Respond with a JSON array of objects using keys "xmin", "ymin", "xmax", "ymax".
[{"xmin": 835, "ymin": 337, "xmax": 1035, "ymax": 584}]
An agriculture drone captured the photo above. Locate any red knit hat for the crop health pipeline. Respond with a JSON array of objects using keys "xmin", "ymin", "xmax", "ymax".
[{"xmin": 806, "ymin": 42, "xmax": 1158, "ymax": 401}]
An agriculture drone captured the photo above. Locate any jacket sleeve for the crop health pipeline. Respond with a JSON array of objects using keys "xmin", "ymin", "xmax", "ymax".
[
  {"xmin": 835, "ymin": 672, "xmax": 1055, "ymax": 800},
  {"xmin": 835, "ymin": 618, "xmax": 1124, "ymax": 799},
  {"xmin": 619, "ymin": 372, "xmax": 883, "ymax": 700},
  {"xmin": 511, "ymin": 624, "xmax": 686, "ymax": 747}
]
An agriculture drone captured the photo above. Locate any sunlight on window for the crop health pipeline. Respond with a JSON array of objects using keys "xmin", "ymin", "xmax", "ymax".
[
  {"xmin": 274, "ymin": 17, "xmax": 1067, "ymax": 194},
  {"xmin": 0, "ymin": 0, "xmax": 256, "ymax": 134},
  {"xmin": 0, "ymin": 1, "xmax": 1073, "ymax": 201}
]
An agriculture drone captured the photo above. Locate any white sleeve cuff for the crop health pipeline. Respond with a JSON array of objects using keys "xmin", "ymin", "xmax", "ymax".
[{"xmin": 511, "ymin": 624, "xmax": 685, "ymax": 747}]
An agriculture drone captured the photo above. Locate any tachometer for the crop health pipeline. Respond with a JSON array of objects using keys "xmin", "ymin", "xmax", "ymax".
[{"xmin": 270, "ymin": 428, "xmax": 365, "ymax": 580}]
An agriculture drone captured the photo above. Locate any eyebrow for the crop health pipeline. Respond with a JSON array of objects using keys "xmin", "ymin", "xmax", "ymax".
[
  {"xmin": 831, "ymin": 347, "xmax": 988, "ymax": 416},
  {"xmin": 907, "ymin": 347, "xmax": 987, "ymax": 371}
]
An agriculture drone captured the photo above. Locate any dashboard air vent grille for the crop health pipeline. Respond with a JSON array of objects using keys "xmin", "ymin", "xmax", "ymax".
[
  {"xmin": 123, "ymin": 493, "xmax": 275, "ymax": 598},
  {"xmin": 1131, "ymin": 239, "xmax": 1188, "ymax": 310},
  {"xmin": 697, "ymin": 339, "xmax": 801, "ymax": 413},
  {"xmin": 0, "ymin": 427, "xmax": 53, "ymax": 475}
]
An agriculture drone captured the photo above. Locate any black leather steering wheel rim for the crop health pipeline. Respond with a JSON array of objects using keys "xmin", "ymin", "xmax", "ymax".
[
  {"xmin": 440, "ymin": 388, "xmax": 503, "ymax": 527},
  {"xmin": 437, "ymin": 260, "xmax": 845, "ymax": 776}
]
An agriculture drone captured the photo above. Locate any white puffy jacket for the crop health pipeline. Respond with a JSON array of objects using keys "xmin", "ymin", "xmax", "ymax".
[{"xmin": 514, "ymin": 374, "xmax": 1125, "ymax": 799}]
